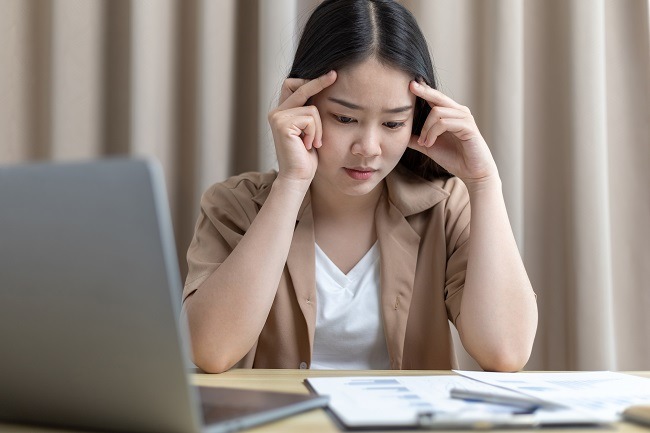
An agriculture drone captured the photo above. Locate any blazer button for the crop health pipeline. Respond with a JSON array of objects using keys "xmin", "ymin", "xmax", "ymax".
[{"xmin": 299, "ymin": 362, "xmax": 308, "ymax": 369}]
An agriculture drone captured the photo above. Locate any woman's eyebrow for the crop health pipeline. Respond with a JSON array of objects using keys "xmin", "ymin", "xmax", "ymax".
[{"xmin": 327, "ymin": 97, "xmax": 413, "ymax": 113}]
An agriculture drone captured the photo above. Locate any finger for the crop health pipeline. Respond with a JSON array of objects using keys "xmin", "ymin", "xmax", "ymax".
[
  {"xmin": 278, "ymin": 70, "xmax": 337, "ymax": 111},
  {"xmin": 280, "ymin": 106, "xmax": 323, "ymax": 148},
  {"xmin": 310, "ymin": 105, "xmax": 323, "ymax": 148},
  {"xmin": 300, "ymin": 105, "xmax": 323, "ymax": 148},
  {"xmin": 418, "ymin": 107, "xmax": 468, "ymax": 146},
  {"xmin": 268, "ymin": 105, "xmax": 323, "ymax": 147},
  {"xmin": 423, "ymin": 118, "xmax": 473, "ymax": 147},
  {"xmin": 410, "ymin": 81, "xmax": 469, "ymax": 112},
  {"xmin": 300, "ymin": 116, "xmax": 316, "ymax": 150},
  {"xmin": 288, "ymin": 115, "xmax": 317, "ymax": 150},
  {"xmin": 279, "ymin": 78, "xmax": 309, "ymax": 105},
  {"xmin": 407, "ymin": 134, "xmax": 428, "ymax": 155}
]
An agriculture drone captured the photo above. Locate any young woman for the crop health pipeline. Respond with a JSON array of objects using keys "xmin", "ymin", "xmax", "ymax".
[{"xmin": 182, "ymin": 0, "xmax": 538, "ymax": 373}]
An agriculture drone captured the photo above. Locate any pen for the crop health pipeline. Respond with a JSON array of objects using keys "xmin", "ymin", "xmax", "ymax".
[
  {"xmin": 417, "ymin": 411, "xmax": 539, "ymax": 430},
  {"xmin": 449, "ymin": 387, "xmax": 551, "ymax": 411}
]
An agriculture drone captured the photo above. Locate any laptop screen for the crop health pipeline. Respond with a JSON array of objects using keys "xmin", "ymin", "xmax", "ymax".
[{"xmin": 0, "ymin": 159, "xmax": 201, "ymax": 432}]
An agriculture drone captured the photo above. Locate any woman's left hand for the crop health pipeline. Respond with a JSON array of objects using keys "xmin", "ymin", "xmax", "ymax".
[{"xmin": 408, "ymin": 81, "xmax": 499, "ymax": 185}]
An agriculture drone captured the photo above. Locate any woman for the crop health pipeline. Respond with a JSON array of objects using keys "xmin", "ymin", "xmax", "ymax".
[{"xmin": 182, "ymin": 0, "xmax": 538, "ymax": 373}]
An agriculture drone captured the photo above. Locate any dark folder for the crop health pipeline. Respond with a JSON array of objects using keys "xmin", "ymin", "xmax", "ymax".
[{"xmin": 198, "ymin": 386, "xmax": 327, "ymax": 432}]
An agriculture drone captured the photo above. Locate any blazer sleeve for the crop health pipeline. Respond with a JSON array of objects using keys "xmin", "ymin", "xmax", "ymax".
[
  {"xmin": 442, "ymin": 177, "xmax": 471, "ymax": 327},
  {"xmin": 182, "ymin": 174, "xmax": 270, "ymax": 303}
]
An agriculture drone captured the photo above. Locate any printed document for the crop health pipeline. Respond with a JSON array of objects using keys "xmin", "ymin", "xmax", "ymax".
[
  {"xmin": 306, "ymin": 372, "xmax": 650, "ymax": 429},
  {"xmin": 455, "ymin": 370, "xmax": 650, "ymax": 422},
  {"xmin": 306, "ymin": 375, "xmax": 537, "ymax": 429}
]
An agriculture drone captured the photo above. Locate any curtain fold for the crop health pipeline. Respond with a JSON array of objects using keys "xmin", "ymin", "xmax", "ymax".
[
  {"xmin": 1, "ymin": 0, "xmax": 648, "ymax": 371},
  {"xmin": 604, "ymin": 0, "xmax": 650, "ymax": 370},
  {"xmin": 566, "ymin": 0, "xmax": 616, "ymax": 370}
]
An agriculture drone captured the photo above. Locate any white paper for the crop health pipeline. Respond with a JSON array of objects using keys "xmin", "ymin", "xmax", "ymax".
[
  {"xmin": 455, "ymin": 370, "xmax": 650, "ymax": 422},
  {"xmin": 307, "ymin": 375, "xmax": 556, "ymax": 428}
]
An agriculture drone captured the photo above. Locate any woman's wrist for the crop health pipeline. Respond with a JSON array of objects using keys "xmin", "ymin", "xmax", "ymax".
[
  {"xmin": 272, "ymin": 175, "xmax": 311, "ymax": 201},
  {"xmin": 462, "ymin": 172, "xmax": 502, "ymax": 195}
]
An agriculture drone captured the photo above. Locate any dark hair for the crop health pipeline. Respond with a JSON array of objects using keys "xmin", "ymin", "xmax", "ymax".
[{"xmin": 289, "ymin": 0, "xmax": 452, "ymax": 180}]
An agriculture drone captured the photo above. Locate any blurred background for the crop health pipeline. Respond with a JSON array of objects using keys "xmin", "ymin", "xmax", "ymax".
[{"xmin": 1, "ymin": 0, "xmax": 648, "ymax": 372}]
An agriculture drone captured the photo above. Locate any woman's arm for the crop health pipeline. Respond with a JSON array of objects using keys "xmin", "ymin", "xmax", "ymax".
[
  {"xmin": 409, "ymin": 80, "xmax": 537, "ymax": 371},
  {"xmin": 457, "ymin": 176, "xmax": 537, "ymax": 371},
  {"xmin": 183, "ymin": 178, "xmax": 308, "ymax": 373},
  {"xmin": 183, "ymin": 71, "xmax": 337, "ymax": 373}
]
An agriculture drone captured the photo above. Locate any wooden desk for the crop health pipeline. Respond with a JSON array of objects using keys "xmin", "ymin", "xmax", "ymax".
[
  {"xmin": 192, "ymin": 369, "xmax": 650, "ymax": 433},
  {"xmin": 2, "ymin": 370, "xmax": 650, "ymax": 432}
]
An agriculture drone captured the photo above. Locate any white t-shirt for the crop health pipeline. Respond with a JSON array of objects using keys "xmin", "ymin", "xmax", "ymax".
[{"xmin": 310, "ymin": 242, "xmax": 391, "ymax": 370}]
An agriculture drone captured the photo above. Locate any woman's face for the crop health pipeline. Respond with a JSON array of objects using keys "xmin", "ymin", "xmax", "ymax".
[{"xmin": 310, "ymin": 57, "xmax": 416, "ymax": 199}]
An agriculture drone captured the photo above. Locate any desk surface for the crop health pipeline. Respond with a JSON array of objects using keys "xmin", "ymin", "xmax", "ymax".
[{"xmin": 2, "ymin": 370, "xmax": 650, "ymax": 433}]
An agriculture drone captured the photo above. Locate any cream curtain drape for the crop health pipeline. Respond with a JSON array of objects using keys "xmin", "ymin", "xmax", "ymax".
[{"xmin": 1, "ymin": 0, "xmax": 648, "ymax": 371}]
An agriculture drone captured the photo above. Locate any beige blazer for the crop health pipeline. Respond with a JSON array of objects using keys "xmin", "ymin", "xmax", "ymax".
[{"xmin": 183, "ymin": 164, "xmax": 471, "ymax": 370}]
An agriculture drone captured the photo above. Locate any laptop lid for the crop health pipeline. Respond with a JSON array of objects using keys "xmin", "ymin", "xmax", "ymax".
[
  {"xmin": 0, "ymin": 158, "xmax": 204, "ymax": 433},
  {"xmin": 0, "ymin": 158, "xmax": 328, "ymax": 433}
]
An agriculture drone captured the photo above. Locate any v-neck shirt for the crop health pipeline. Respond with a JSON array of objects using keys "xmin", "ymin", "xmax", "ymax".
[{"xmin": 310, "ymin": 241, "xmax": 391, "ymax": 370}]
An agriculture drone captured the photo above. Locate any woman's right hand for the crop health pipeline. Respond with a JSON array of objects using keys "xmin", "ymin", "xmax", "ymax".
[{"xmin": 268, "ymin": 70, "xmax": 337, "ymax": 187}]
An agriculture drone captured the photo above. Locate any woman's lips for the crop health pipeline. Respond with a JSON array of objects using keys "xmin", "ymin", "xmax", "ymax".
[{"xmin": 344, "ymin": 167, "xmax": 376, "ymax": 180}]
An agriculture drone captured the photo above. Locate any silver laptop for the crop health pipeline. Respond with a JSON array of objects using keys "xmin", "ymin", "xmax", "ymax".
[{"xmin": 0, "ymin": 158, "xmax": 327, "ymax": 433}]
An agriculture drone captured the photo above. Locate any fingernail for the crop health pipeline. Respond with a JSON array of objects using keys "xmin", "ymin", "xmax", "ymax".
[{"xmin": 412, "ymin": 81, "xmax": 420, "ymax": 88}]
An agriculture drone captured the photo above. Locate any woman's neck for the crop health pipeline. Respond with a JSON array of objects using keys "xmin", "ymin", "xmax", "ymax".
[
  {"xmin": 309, "ymin": 179, "xmax": 384, "ymax": 222},
  {"xmin": 309, "ymin": 178, "xmax": 383, "ymax": 273}
]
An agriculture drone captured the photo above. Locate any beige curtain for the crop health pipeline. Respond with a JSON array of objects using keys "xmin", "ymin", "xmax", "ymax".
[{"xmin": 1, "ymin": 0, "xmax": 648, "ymax": 371}]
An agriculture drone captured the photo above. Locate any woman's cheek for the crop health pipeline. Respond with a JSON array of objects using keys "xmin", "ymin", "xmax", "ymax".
[
  {"xmin": 321, "ymin": 123, "xmax": 350, "ymax": 149},
  {"xmin": 320, "ymin": 117, "xmax": 339, "ymax": 143},
  {"xmin": 394, "ymin": 128, "xmax": 412, "ymax": 152}
]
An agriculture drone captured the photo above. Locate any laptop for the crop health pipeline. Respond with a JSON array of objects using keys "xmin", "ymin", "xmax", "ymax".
[{"xmin": 0, "ymin": 158, "xmax": 328, "ymax": 433}]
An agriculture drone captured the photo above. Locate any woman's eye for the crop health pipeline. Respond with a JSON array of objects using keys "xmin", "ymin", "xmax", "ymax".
[
  {"xmin": 334, "ymin": 115, "xmax": 355, "ymax": 124},
  {"xmin": 384, "ymin": 122, "xmax": 405, "ymax": 130}
]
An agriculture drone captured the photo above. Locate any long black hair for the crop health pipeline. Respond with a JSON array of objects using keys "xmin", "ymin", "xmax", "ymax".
[{"xmin": 289, "ymin": 0, "xmax": 452, "ymax": 180}]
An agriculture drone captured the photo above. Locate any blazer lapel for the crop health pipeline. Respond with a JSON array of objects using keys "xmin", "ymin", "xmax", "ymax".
[
  {"xmin": 377, "ymin": 166, "xmax": 450, "ymax": 369},
  {"xmin": 376, "ymin": 191, "xmax": 420, "ymax": 369},
  {"xmin": 286, "ymin": 197, "xmax": 317, "ymax": 353}
]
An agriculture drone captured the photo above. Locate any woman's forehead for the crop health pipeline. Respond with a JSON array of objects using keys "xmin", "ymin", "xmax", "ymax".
[{"xmin": 319, "ymin": 58, "xmax": 415, "ymax": 111}]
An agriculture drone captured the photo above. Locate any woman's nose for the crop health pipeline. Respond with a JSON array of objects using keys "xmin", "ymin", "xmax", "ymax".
[{"xmin": 351, "ymin": 128, "xmax": 382, "ymax": 157}]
